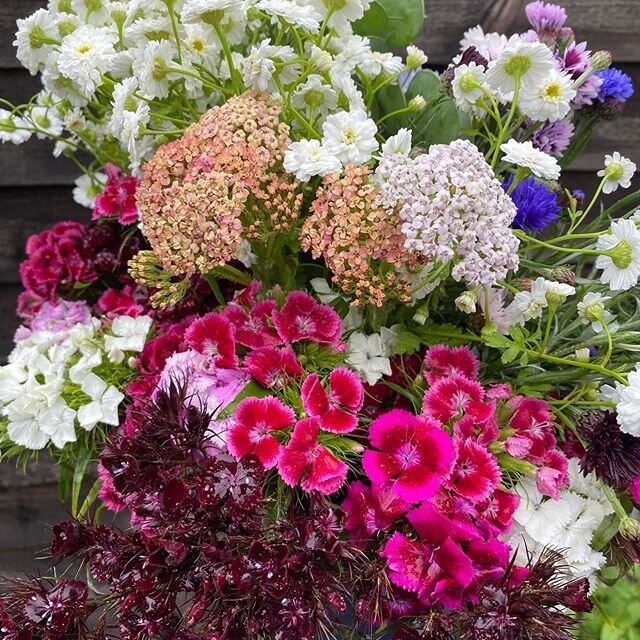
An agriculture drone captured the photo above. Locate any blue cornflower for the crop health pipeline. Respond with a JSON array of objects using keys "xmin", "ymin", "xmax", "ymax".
[
  {"xmin": 596, "ymin": 68, "xmax": 634, "ymax": 102},
  {"xmin": 503, "ymin": 175, "xmax": 561, "ymax": 233}
]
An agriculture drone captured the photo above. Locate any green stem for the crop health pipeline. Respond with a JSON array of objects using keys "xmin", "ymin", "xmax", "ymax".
[{"xmin": 491, "ymin": 74, "xmax": 521, "ymax": 169}]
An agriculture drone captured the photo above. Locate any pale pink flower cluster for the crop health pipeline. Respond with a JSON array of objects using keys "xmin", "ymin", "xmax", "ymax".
[
  {"xmin": 377, "ymin": 140, "xmax": 520, "ymax": 287},
  {"xmin": 136, "ymin": 91, "xmax": 301, "ymax": 278}
]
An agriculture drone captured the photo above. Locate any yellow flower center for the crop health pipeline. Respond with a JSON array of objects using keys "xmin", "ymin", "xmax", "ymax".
[{"xmin": 542, "ymin": 82, "xmax": 562, "ymax": 101}]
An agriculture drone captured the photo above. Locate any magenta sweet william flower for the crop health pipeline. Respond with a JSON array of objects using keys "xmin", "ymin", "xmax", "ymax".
[
  {"xmin": 363, "ymin": 409, "xmax": 456, "ymax": 503},
  {"xmin": 301, "ymin": 368, "xmax": 364, "ymax": 434},
  {"xmin": 423, "ymin": 344, "xmax": 479, "ymax": 385},
  {"xmin": 97, "ymin": 287, "xmax": 145, "ymax": 318},
  {"xmin": 277, "ymin": 417, "xmax": 348, "ymax": 494},
  {"xmin": 631, "ymin": 477, "xmax": 640, "ymax": 504},
  {"xmin": 447, "ymin": 438, "xmax": 501, "ymax": 502},
  {"xmin": 272, "ymin": 291, "xmax": 342, "ymax": 346},
  {"xmin": 244, "ymin": 346, "xmax": 303, "ymax": 388},
  {"xmin": 221, "ymin": 299, "xmax": 281, "ymax": 349},
  {"xmin": 535, "ymin": 449, "xmax": 569, "ymax": 499},
  {"xmin": 227, "ymin": 396, "xmax": 295, "ymax": 469},
  {"xmin": 423, "ymin": 375, "xmax": 495, "ymax": 425},
  {"xmin": 185, "ymin": 312, "xmax": 238, "ymax": 368},
  {"xmin": 476, "ymin": 488, "xmax": 521, "ymax": 535},
  {"xmin": 505, "ymin": 396, "xmax": 556, "ymax": 459},
  {"xmin": 92, "ymin": 163, "xmax": 140, "ymax": 225}
]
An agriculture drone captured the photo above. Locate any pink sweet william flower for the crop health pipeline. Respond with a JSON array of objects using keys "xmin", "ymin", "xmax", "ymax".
[
  {"xmin": 423, "ymin": 375, "xmax": 495, "ymax": 425},
  {"xmin": 301, "ymin": 369, "xmax": 364, "ymax": 434},
  {"xmin": 97, "ymin": 288, "xmax": 144, "ymax": 318},
  {"xmin": 505, "ymin": 396, "xmax": 556, "ymax": 460},
  {"xmin": 92, "ymin": 163, "xmax": 140, "ymax": 225},
  {"xmin": 277, "ymin": 417, "xmax": 348, "ymax": 494},
  {"xmin": 227, "ymin": 397, "xmax": 295, "ymax": 469},
  {"xmin": 363, "ymin": 409, "xmax": 456, "ymax": 503},
  {"xmin": 244, "ymin": 346, "xmax": 303, "ymax": 388},
  {"xmin": 423, "ymin": 345, "xmax": 479, "ymax": 385},
  {"xmin": 476, "ymin": 488, "xmax": 520, "ymax": 535},
  {"xmin": 221, "ymin": 300, "xmax": 280, "ymax": 349},
  {"xmin": 185, "ymin": 312, "xmax": 238, "ymax": 368},
  {"xmin": 535, "ymin": 449, "xmax": 569, "ymax": 499},
  {"xmin": 447, "ymin": 438, "xmax": 502, "ymax": 502},
  {"xmin": 272, "ymin": 291, "xmax": 342, "ymax": 346}
]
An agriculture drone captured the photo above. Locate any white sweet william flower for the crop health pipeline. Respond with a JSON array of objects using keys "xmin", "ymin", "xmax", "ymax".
[
  {"xmin": 39, "ymin": 400, "xmax": 77, "ymax": 448},
  {"xmin": 346, "ymin": 332, "xmax": 392, "ymax": 386},
  {"xmin": 617, "ymin": 370, "xmax": 640, "ymax": 436},
  {"xmin": 0, "ymin": 109, "xmax": 32, "ymax": 144},
  {"xmin": 506, "ymin": 277, "xmax": 549, "ymax": 326},
  {"xmin": 105, "ymin": 315, "xmax": 153, "ymax": 363},
  {"xmin": 487, "ymin": 41, "xmax": 554, "ymax": 93},
  {"xmin": 77, "ymin": 372, "xmax": 124, "ymax": 430},
  {"xmin": 291, "ymin": 75, "xmax": 338, "ymax": 120},
  {"xmin": 72, "ymin": 173, "xmax": 107, "ymax": 209},
  {"xmin": 595, "ymin": 219, "xmax": 640, "ymax": 291},
  {"xmin": 256, "ymin": 0, "xmax": 322, "ymax": 32},
  {"xmin": 310, "ymin": 278, "xmax": 340, "ymax": 304},
  {"xmin": 308, "ymin": 0, "xmax": 371, "ymax": 32},
  {"xmin": 518, "ymin": 68, "xmax": 576, "ymax": 122},
  {"xmin": 322, "ymin": 109, "xmax": 378, "ymax": 165},
  {"xmin": 380, "ymin": 128, "xmax": 412, "ymax": 159},
  {"xmin": 284, "ymin": 139, "xmax": 341, "ymax": 182},
  {"xmin": 14, "ymin": 8, "xmax": 58, "ymax": 75},
  {"xmin": 452, "ymin": 62, "xmax": 490, "ymax": 114},
  {"xmin": 597, "ymin": 152, "xmax": 637, "ymax": 194},
  {"xmin": 57, "ymin": 25, "xmax": 116, "ymax": 98},
  {"xmin": 0, "ymin": 363, "xmax": 28, "ymax": 404},
  {"xmin": 235, "ymin": 239, "xmax": 257, "ymax": 268},
  {"xmin": 577, "ymin": 292, "xmax": 614, "ymax": 333},
  {"xmin": 243, "ymin": 40, "xmax": 299, "ymax": 93},
  {"xmin": 134, "ymin": 40, "xmax": 178, "ymax": 99},
  {"xmin": 501, "ymin": 139, "xmax": 561, "ymax": 180}
]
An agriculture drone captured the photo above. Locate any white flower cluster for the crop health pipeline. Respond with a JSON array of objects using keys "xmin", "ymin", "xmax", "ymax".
[
  {"xmin": 507, "ymin": 460, "xmax": 614, "ymax": 585},
  {"xmin": 0, "ymin": 314, "xmax": 151, "ymax": 450},
  {"xmin": 506, "ymin": 276, "xmax": 576, "ymax": 327}
]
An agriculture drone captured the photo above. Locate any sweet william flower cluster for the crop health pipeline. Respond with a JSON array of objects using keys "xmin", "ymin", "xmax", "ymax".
[{"xmin": 3, "ymin": 1, "xmax": 640, "ymax": 639}]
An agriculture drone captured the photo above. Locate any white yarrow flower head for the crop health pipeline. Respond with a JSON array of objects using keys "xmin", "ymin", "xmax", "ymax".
[
  {"xmin": 256, "ymin": 0, "xmax": 322, "ymax": 32},
  {"xmin": 14, "ymin": 8, "xmax": 58, "ymax": 75},
  {"xmin": 518, "ymin": 68, "xmax": 576, "ymax": 122},
  {"xmin": 452, "ymin": 62, "xmax": 490, "ymax": 114},
  {"xmin": 595, "ymin": 219, "xmax": 640, "ymax": 291},
  {"xmin": 0, "ymin": 109, "xmax": 32, "ymax": 144},
  {"xmin": 346, "ymin": 332, "xmax": 392, "ymax": 386},
  {"xmin": 380, "ymin": 128, "xmax": 413, "ymax": 159},
  {"xmin": 284, "ymin": 139, "xmax": 341, "ymax": 182},
  {"xmin": 506, "ymin": 277, "xmax": 549, "ymax": 326},
  {"xmin": 577, "ymin": 292, "xmax": 613, "ymax": 333},
  {"xmin": 57, "ymin": 25, "xmax": 116, "ymax": 98},
  {"xmin": 488, "ymin": 41, "xmax": 554, "ymax": 93},
  {"xmin": 501, "ymin": 139, "xmax": 561, "ymax": 180},
  {"xmin": 322, "ymin": 109, "xmax": 379, "ymax": 165},
  {"xmin": 617, "ymin": 370, "xmax": 640, "ymax": 436},
  {"xmin": 597, "ymin": 152, "xmax": 637, "ymax": 194}
]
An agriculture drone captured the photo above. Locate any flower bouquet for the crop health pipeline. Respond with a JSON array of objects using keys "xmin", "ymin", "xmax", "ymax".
[{"xmin": 1, "ymin": 0, "xmax": 640, "ymax": 638}]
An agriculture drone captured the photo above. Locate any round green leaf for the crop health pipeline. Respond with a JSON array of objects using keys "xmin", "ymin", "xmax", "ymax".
[{"xmin": 354, "ymin": 0, "xmax": 426, "ymax": 48}]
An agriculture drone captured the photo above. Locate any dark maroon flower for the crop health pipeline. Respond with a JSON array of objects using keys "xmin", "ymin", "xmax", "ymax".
[{"xmin": 24, "ymin": 580, "xmax": 88, "ymax": 637}]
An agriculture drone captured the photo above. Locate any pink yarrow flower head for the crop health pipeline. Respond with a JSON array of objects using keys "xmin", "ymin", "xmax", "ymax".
[
  {"xmin": 93, "ymin": 163, "xmax": 140, "ymax": 225},
  {"xmin": 423, "ymin": 375, "xmax": 495, "ymax": 425},
  {"xmin": 363, "ymin": 409, "xmax": 456, "ymax": 503},
  {"xmin": 244, "ymin": 346, "xmax": 303, "ymax": 388},
  {"xmin": 185, "ymin": 312, "xmax": 238, "ymax": 368},
  {"xmin": 301, "ymin": 368, "xmax": 364, "ymax": 433},
  {"xmin": 273, "ymin": 291, "xmax": 342, "ymax": 346},
  {"xmin": 423, "ymin": 344, "xmax": 479, "ymax": 385},
  {"xmin": 227, "ymin": 396, "xmax": 295, "ymax": 469},
  {"xmin": 277, "ymin": 417, "xmax": 348, "ymax": 494},
  {"xmin": 221, "ymin": 299, "xmax": 280, "ymax": 349}
]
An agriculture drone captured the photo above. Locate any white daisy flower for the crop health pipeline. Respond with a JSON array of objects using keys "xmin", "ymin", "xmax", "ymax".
[
  {"xmin": 123, "ymin": 16, "xmax": 174, "ymax": 46},
  {"xmin": 183, "ymin": 23, "xmax": 220, "ymax": 69},
  {"xmin": 330, "ymin": 35, "xmax": 371, "ymax": 78},
  {"xmin": 72, "ymin": 172, "xmax": 107, "ymax": 209},
  {"xmin": 346, "ymin": 332, "xmax": 392, "ymax": 386},
  {"xmin": 14, "ymin": 8, "xmax": 59, "ymax": 75},
  {"xmin": 57, "ymin": 25, "xmax": 116, "ymax": 98},
  {"xmin": 488, "ymin": 41, "xmax": 554, "ymax": 93},
  {"xmin": 331, "ymin": 73, "xmax": 366, "ymax": 111},
  {"xmin": 0, "ymin": 110, "xmax": 32, "ymax": 144},
  {"xmin": 543, "ymin": 280, "xmax": 576, "ymax": 305},
  {"xmin": 597, "ymin": 152, "xmax": 637, "ymax": 194},
  {"xmin": 322, "ymin": 109, "xmax": 379, "ymax": 165},
  {"xmin": 29, "ymin": 104, "xmax": 64, "ymax": 139},
  {"xmin": 243, "ymin": 39, "xmax": 299, "ymax": 93},
  {"xmin": 617, "ymin": 370, "xmax": 640, "ymax": 436},
  {"xmin": 134, "ymin": 40, "xmax": 178, "ymax": 99},
  {"xmin": 181, "ymin": 0, "xmax": 246, "ymax": 23},
  {"xmin": 501, "ymin": 139, "xmax": 561, "ymax": 180},
  {"xmin": 380, "ymin": 128, "xmax": 412, "ymax": 159},
  {"xmin": 359, "ymin": 51, "xmax": 404, "ymax": 78},
  {"xmin": 518, "ymin": 68, "xmax": 576, "ymax": 122},
  {"xmin": 595, "ymin": 219, "xmax": 640, "ymax": 291},
  {"xmin": 283, "ymin": 139, "xmax": 341, "ymax": 182},
  {"xmin": 71, "ymin": 0, "xmax": 111, "ymax": 24},
  {"xmin": 577, "ymin": 292, "xmax": 614, "ymax": 333},
  {"xmin": 308, "ymin": 44, "xmax": 333, "ymax": 73},
  {"xmin": 506, "ymin": 277, "xmax": 549, "ymax": 326},
  {"xmin": 308, "ymin": 0, "xmax": 371, "ymax": 32},
  {"xmin": 291, "ymin": 75, "xmax": 338, "ymax": 121},
  {"xmin": 452, "ymin": 62, "xmax": 490, "ymax": 114},
  {"xmin": 256, "ymin": 0, "xmax": 322, "ymax": 33},
  {"xmin": 455, "ymin": 291, "xmax": 477, "ymax": 314}
]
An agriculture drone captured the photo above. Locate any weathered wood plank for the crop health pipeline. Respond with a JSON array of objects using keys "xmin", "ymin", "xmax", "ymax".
[
  {"xmin": 0, "ymin": 0, "xmax": 44, "ymax": 69},
  {"xmin": 0, "ymin": 285, "xmax": 22, "ymax": 357}
]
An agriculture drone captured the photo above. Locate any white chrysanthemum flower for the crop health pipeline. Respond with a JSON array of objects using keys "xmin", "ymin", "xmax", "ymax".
[
  {"xmin": 243, "ymin": 39, "xmax": 299, "ymax": 92},
  {"xmin": 406, "ymin": 45, "xmax": 428, "ymax": 69},
  {"xmin": 257, "ymin": 0, "xmax": 322, "ymax": 32},
  {"xmin": 359, "ymin": 51, "xmax": 404, "ymax": 78},
  {"xmin": 460, "ymin": 25, "xmax": 516, "ymax": 62},
  {"xmin": 488, "ymin": 41, "xmax": 554, "ymax": 93},
  {"xmin": 330, "ymin": 35, "xmax": 371, "ymax": 78},
  {"xmin": 183, "ymin": 23, "xmax": 220, "ymax": 69},
  {"xmin": 0, "ymin": 109, "xmax": 32, "ymax": 144},
  {"xmin": 71, "ymin": 0, "xmax": 111, "ymax": 24},
  {"xmin": 123, "ymin": 16, "xmax": 174, "ymax": 46},
  {"xmin": 14, "ymin": 8, "xmax": 58, "ymax": 75},
  {"xmin": 543, "ymin": 280, "xmax": 576, "ymax": 305},
  {"xmin": 346, "ymin": 332, "xmax": 392, "ymax": 386},
  {"xmin": 322, "ymin": 109, "xmax": 378, "ymax": 165},
  {"xmin": 617, "ymin": 370, "xmax": 640, "ymax": 436},
  {"xmin": 452, "ymin": 62, "xmax": 489, "ymax": 114},
  {"xmin": 291, "ymin": 75, "xmax": 338, "ymax": 120},
  {"xmin": 518, "ymin": 68, "xmax": 576, "ymax": 122},
  {"xmin": 284, "ymin": 139, "xmax": 341, "ymax": 182},
  {"xmin": 57, "ymin": 25, "xmax": 116, "ymax": 98},
  {"xmin": 308, "ymin": 0, "xmax": 371, "ymax": 32},
  {"xmin": 134, "ymin": 40, "xmax": 178, "ymax": 99},
  {"xmin": 595, "ymin": 219, "xmax": 640, "ymax": 291},
  {"xmin": 41, "ymin": 63, "xmax": 91, "ymax": 107},
  {"xmin": 72, "ymin": 172, "xmax": 107, "ymax": 209},
  {"xmin": 52, "ymin": 13, "xmax": 81, "ymax": 40},
  {"xmin": 597, "ymin": 152, "xmax": 637, "ymax": 194},
  {"xmin": 331, "ymin": 73, "xmax": 366, "ymax": 111},
  {"xmin": 29, "ymin": 104, "xmax": 64, "ymax": 139},
  {"xmin": 181, "ymin": 0, "xmax": 245, "ymax": 23},
  {"xmin": 380, "ymin": 128, "xmax": 412, "ymax": 159},
  {"xmin": 501, "ymin": 139, "xmax": 561, "ymax": 180},
  {"xmin": 506, "ymin": 277, "xmax": 549, "ymax": 326},
  {"xmin": 577, "ymin": 292, "xmax": 614, "ymax": 333}
]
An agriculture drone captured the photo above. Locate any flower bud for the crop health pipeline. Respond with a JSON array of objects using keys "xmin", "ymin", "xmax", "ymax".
[
  {"xmin": 591, "ymin": 50, "xmax": 613, "ymax": 72},
  {"xmin": 455, "ymin": 291, "xmax": 477, "ymax": 314},
  {"xmin": 406, "ymin": 45, "xmax": 428, "ymax": 69},
  {"xmin": 573, "ymin": 348, "xmax": 591, "ymax": 363},
  {"xmin": 408, "ymin": 96, "xmax": 427, "ymax": 113}
]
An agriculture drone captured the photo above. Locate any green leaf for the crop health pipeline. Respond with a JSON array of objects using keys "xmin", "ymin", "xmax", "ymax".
[
  {"xmin": 393, "ymin": 327, "xmax": 423, "ymax": 356},
  {"xmin": 58, "ymin": 463, "xmax": 73, "ymax": 504},
  {"xmin": 501, "ymin": 346, "xmax": 520, "ymax": 364},
  {"xmin": 209, "ymin": 264, "xmax": 251, "ymax": 286},
  {"xmin": 353, "ymin": 0, "xmax": 425, "ymax": 48},
  {"xmin": 71, "ymin": 447, "xmax": 92, "ymax": 517},
  {"xmin": 376, "ymin": 84, "xmax": 408, "ymax": 134}
]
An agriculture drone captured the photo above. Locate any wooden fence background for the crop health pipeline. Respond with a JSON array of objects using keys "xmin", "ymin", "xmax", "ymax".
[{"xmin": 0, "ymin": 0, "xmax": 639, "ymax": 574}]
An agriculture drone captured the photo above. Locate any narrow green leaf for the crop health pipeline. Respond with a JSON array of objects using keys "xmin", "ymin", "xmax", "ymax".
[{"xmin": 71, "ymin": 448, "xmax": 92, "ymax": 518}]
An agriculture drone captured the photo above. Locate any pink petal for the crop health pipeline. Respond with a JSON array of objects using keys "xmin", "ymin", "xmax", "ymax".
[
  {"xmin": 368, "ymin": 409, "xmax": 414, "ymax": 451},
  {"xmin": 434, "ymin": 537, "xmax": 474, "ymax": 588},
  {"xmin": 277, "ymin": 448, "xmax": 308, "ymax": 486},
  {"xmin": 407, "ymin": 503, "xmax": 452, "ymax": 546},
  {"xmin": 362, "ymin": 450, "xmax": 402, "ymax": 485},
  {"xmin": 320, "ymin": 405, "xmax": 358, "ymax": 434},
  {"xmin": 288, "ymin": 417, "xmax": 320, "ymax": 450},
  {"xmin": 394, "ymin": 465, "xmax": 441, "ymax": 503},
  {"xmin": 302, "ymin": 447, "xmax": 348, "ymax": 494},
  {"xmin": 254, "ymin": 435, "xmax": 282, "ymax": 469},
  {"xmin": 301, "ymin": 373, "xmax": 329, "ymax": 418},
  {"xmin": 383, "ymin": 532, "xmax": 426, "ymax": 593},
  {"xmin": 329, "ymin": 368, "xmax": 364, "ymax": 411}
]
